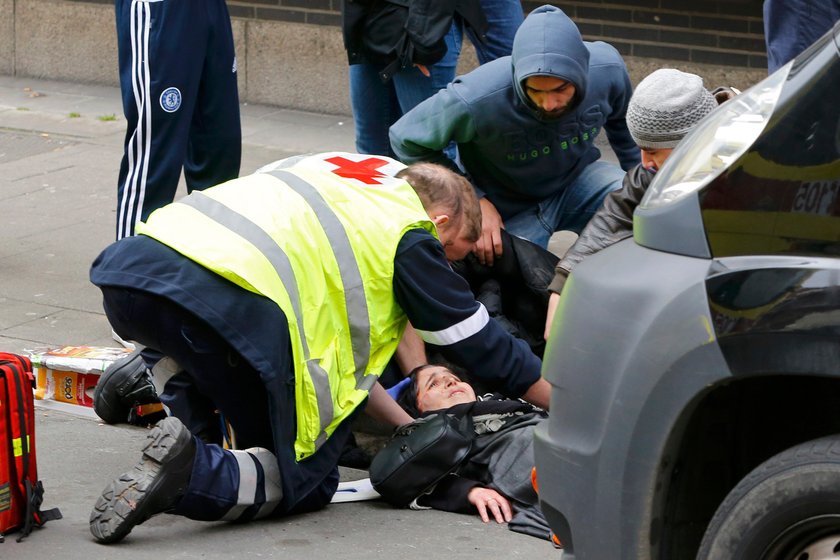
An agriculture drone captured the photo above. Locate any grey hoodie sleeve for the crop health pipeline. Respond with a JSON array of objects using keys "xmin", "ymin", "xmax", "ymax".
[
  {"xmin": 389, "ymin": 85, "xmax": 478, "ymax": 171},
  {"xmin": 603, "ymin": 64, "xmax": 640, "ymax": 171}
]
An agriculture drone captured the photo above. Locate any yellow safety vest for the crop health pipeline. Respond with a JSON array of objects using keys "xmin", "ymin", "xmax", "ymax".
[{"xmin": 138, "ymin": 156, "xmax": 437, "ymax": 459}]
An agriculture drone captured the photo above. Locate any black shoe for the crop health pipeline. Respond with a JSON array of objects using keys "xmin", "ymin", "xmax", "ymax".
[
  {"xmin": 89, "ymin": 416, "xmax": 195, "ymax": 544},
  {"xmin": 338, "ymin": 433, "xmax": 372, "ymax": 470},
  {"xmin": 94, "ymin": 351, "xmax": 160, "ymax": 424}
]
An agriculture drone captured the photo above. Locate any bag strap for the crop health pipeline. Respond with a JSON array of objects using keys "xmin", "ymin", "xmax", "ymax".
[
  {"xmin": 19, "ymin": 480, "xmax": 62, "ymax": 542},
  {"xmin": 455, "ymin": 402, "xmax": 476, "ymax": 438},
  {"xmin": 426, "ymin": 402, "xmax": 477, "ymax": 477},
  {"xmin": 378, "ymin": 34, "xmax": 410, "ymax": 83},
  {"xmin": 2, "ymin": 359, "xmax": 32, "ymax": 499}
]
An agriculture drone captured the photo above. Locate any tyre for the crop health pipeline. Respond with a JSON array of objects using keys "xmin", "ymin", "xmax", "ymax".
[{"xmin": 697, "ymin": 435, "xmax": 840, "ymax": 560}]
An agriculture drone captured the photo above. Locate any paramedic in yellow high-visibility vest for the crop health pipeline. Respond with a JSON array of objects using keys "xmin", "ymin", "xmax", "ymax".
[{"xmin": 87, "ymin": 152, "xmax": 550, "ymax": 544}]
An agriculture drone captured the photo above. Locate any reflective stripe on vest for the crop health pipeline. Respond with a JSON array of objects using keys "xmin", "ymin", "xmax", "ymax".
[
  {"xmin": 268, "ymin": 170, "xmax": 375, "ymax": 393},
  {"xmin": 178, "ymin": 192, "xmax": 336, "ymax": 448},
  {"xmin": 138, "ymin": 163, "xmax": 436, "ymax": 459}
]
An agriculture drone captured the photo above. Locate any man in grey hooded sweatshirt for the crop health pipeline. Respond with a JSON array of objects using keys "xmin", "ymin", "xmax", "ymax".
[{"xmin": 390, "ymin": 5, "xmax": 639, "ymax": 265}]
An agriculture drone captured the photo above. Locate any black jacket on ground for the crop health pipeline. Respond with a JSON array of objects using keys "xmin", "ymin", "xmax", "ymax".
[
  {"xmin": 453, "ymin": 230, "xmax": 558, "ymax": 359},
  {"xmin": 416, "ymin": 395, "xmax": 550, "ymax": 540}
]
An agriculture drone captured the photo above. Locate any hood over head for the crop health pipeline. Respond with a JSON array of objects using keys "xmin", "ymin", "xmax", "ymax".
[{"xmin": 512, "ymin": 5, "xmax": 589, "ymax": 119}]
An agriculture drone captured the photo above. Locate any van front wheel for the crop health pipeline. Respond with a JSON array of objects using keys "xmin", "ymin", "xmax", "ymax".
[{"xmin": 696, "ymin": 435, "xmax": 840, "ymax": 560}]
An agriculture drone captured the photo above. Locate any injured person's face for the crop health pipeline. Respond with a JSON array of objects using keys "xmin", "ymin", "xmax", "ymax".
[{"xmin": 415, "ymin": 366, "xmax": 477, "ymax": 413}]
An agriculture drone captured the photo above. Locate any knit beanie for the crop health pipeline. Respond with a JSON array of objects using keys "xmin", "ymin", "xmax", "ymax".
[{"xmin": 626, "ymin": 69, "xmax": 718, "ymax": 149}]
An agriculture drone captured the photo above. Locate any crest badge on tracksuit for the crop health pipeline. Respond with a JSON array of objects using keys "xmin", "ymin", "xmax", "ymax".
[{"xmin": 160, "ymin": 87, "xmax": 182, "ymax": 113}]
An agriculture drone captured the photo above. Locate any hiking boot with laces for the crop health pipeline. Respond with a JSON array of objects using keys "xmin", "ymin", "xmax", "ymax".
[
  {"xmin": 90, "ymin": 416, "xmax": 195, "ymax": 543},
  {"xmin": 94, "ymin": 351, "xmax": 160, "ymax": 424}
]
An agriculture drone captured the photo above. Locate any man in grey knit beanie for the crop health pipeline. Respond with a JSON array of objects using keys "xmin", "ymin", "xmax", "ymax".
[
  {"xmin": 625, "ymin": 68, "xmax": 719, "ymax": 171},
  {"xmin": 545, "ymin": 68, "xmax": 737, "ymax": 338}
]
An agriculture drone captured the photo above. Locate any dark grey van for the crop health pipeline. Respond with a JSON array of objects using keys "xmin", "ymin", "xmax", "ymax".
[{"xmin": 534, "ymin": 20, "xmax": 840, "ymax": 560}]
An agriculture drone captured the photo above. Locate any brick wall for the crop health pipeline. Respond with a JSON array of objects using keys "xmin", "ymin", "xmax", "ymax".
[
  {"xmin": 218, "ymin": 0, "xmax": 767, "ymax": 69},
  {"xmin": 64, "ymin": 0, "xmax": 767, "ymax": 68},
  {"xmin": 227, "ymin": 0, "xmax": 342, "ymax": 26},
  {"xmin": 525, "ymin": 0, "xmax": 767, "ymax": 69}
]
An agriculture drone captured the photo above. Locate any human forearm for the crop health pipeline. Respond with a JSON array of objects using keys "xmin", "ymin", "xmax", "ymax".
[
  {"xmin": 366, "ymin": 382, "xmax": 413, "ymax": 426},
  {"xmin": 521, "ymin": 378, "xmax": 551, "ymax": 411},
  {"xmin": 606, "ymin": 124, "xmax": 640, "ymax": 171},
  {"xmin": 606, "ymin": 69, "xmax": 642, "ymax": 171},
  {"xmin": 544, "ymin": 290, "xmax": 561, "ymax": 341},
  {"xmin": 394, "ymin": 323, "xmax": 427, "ymax": 375}
]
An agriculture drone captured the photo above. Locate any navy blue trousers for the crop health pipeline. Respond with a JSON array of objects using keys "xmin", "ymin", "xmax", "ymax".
[
  {"xmin": 100, "ymin": 287, "xmax": 342, "ymax": 521},
  {"xmin": 763, "ymin": 0, "xmax": 840, "ymax": 73},
  {"xmin": 115, "ymin": 0, "xmax": 241, "ymax": 239}
]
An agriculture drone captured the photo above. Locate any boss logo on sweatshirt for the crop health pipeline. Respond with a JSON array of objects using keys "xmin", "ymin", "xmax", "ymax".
[
  {"xmin": 505, "ymin": 127, "xmax": 599, "ymax": 162},
  {"xmin": 160, "ymin": 87, "xmax": 182, "ymax": 113}
]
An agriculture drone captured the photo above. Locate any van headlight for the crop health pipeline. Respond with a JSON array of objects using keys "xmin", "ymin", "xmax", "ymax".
[{"xmin": 639, "ymin": 63, "xmax": 791, "ymax": 210}]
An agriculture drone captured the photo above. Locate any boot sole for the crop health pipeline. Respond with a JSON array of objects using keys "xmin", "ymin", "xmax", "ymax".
[{"xmin": 89, "ymin": 417, "xmax": 192, "ymax": 543}]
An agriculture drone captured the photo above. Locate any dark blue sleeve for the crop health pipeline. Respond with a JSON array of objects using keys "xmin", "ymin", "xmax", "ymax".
[
  {"xmin": 604, "ymin": 66, "xmax": 640, "ymax": 172},
  {"xmin": 590, "ymin": 44, "xmax": 640, "ymax": 171},
  {"xmin": 419, "ymin": 474, "xmax": 479, "ymax": 513},
  {"xmin": 393, "ymin": 230, "xmax": 542, "ymax": 397}
]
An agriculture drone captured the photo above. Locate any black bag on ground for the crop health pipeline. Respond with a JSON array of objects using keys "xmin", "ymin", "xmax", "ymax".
[{"xmin": 370, "ymin": 410, "xmax": 474, "ymax": 507}]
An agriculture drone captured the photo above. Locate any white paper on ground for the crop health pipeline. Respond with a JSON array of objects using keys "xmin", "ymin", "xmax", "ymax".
[{"xmin": 330, "ymin": 478, "xmax": 381, "ymax": 503}]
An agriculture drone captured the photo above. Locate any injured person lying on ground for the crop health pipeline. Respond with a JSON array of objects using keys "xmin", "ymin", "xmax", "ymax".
[{"xmin": 388, "ymin": 364, "xmax": 551, "ymax": 541}]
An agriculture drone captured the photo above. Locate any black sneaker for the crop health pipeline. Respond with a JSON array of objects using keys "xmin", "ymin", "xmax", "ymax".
[
  {"xmin": 338, "ymin": 433, "xmax": 372, "ymax": 470},
  {"xmin": 94, "ymin": 351, "xmax": 160, "ymax": 424},
  {"xmin": 89, "ymin": 416, "xmax": 195, "ymax": 543}
]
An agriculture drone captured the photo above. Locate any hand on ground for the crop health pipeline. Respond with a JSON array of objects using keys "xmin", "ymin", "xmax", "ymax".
[{"xmin": 468, "ymin": 487, "xmax": 513, "ymax": 524}]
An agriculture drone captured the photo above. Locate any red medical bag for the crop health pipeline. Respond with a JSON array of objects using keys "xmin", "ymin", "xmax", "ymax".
[{"xmin": 0, "ymin": 353, "xmax": 61, "ymax": 542}]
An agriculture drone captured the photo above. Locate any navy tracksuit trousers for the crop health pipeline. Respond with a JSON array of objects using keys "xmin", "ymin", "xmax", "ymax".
[{"xmin": 115, "ymin": 0, "xmax": 241, "ymax": 239}]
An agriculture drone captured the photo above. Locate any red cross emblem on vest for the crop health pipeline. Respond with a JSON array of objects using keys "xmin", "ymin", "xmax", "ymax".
[{"xmin": 325, "ymin": 156, "xmax": 389, "ymax": 185}]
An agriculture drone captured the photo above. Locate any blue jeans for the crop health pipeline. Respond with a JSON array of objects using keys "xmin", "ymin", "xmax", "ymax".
[
  {"xmin": 503, "ymin": 161, "xmax": 626, "ymax": 249},
  {"xmin": 350, "ymin": 25, "xmax": 461, "ymax": 156},
  {"xmin": 349, "ymin": 0, "xmax": 524, "ymax": 156},
  {"xmin": 468, "ymin": 0, "xmax": 525, "ymax": 64}
]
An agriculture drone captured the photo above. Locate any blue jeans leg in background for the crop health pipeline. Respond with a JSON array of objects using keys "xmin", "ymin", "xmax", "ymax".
[
  {"xmin": 349, "ymin": 24, "xmax": 462, "ymax": 156},
  {"xmin": 392, "ymin": 23, "xmax": 462, "ymax": 111},
  {"xmin": 392, "ymin": 23, "xmax": 462, "ymax": 161},
  {"xmin": 466, "ymin": 0, "xmax": 524, "ymax": 63},
  {"xmin": 348, "ymin": 64, "xmax": 402, "ymax": 156},
  {"xmin": 504, "ymin": 161, "xmax": 625, "ymax": 248}
]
